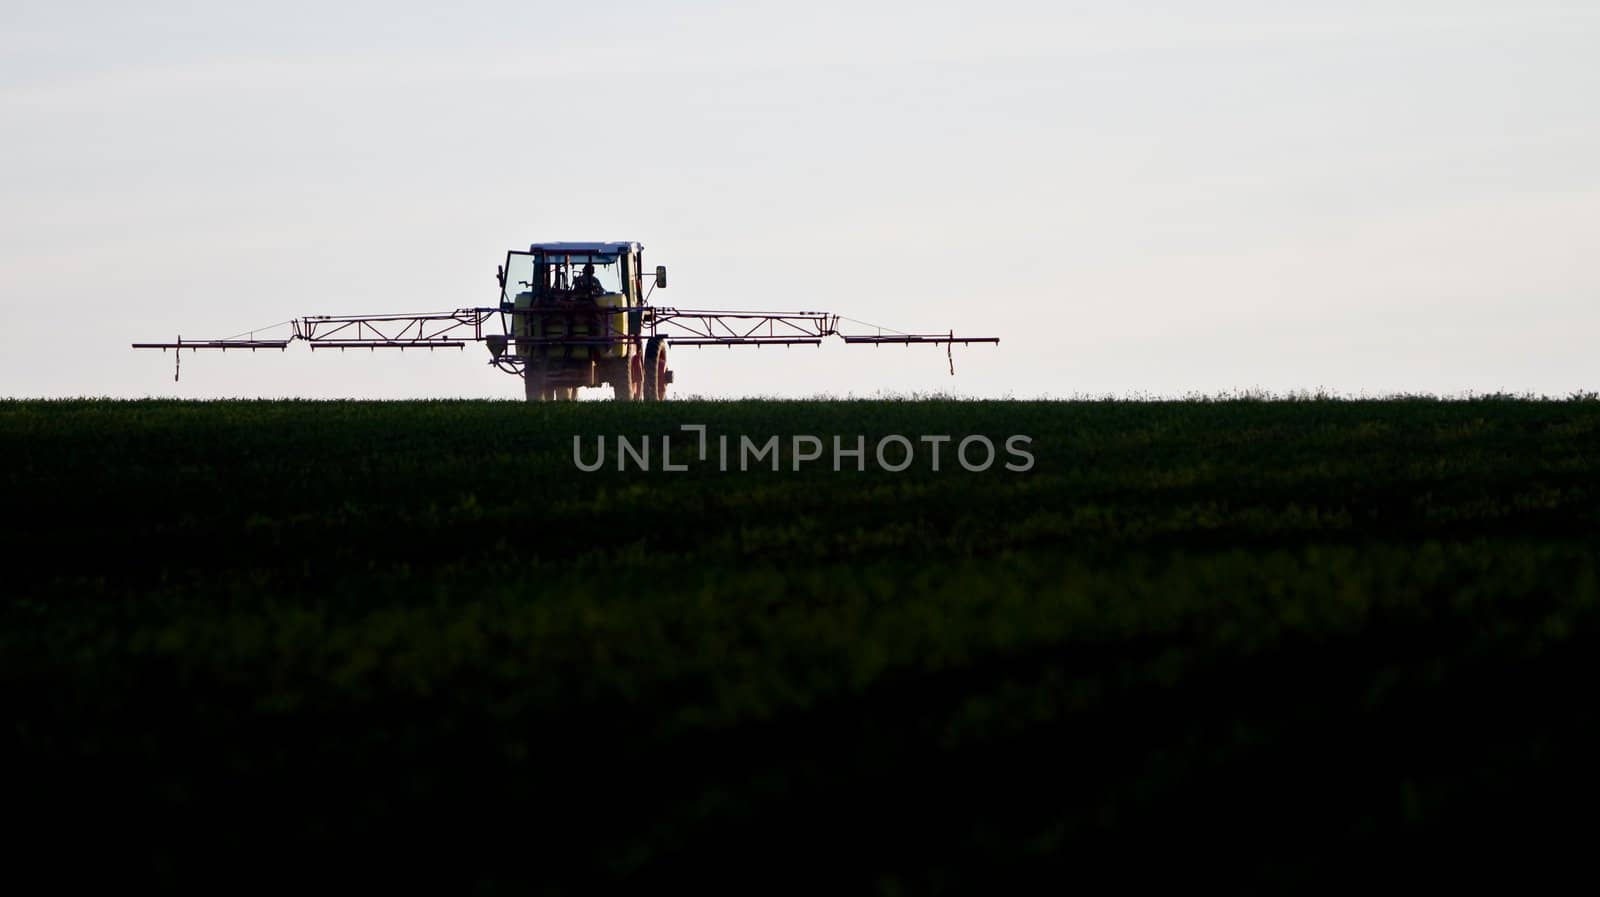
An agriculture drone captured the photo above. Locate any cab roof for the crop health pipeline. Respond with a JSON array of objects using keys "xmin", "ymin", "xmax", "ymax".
[{"xmin": 528, "ymin": 241, "xmax": 641, "ymax": 254}]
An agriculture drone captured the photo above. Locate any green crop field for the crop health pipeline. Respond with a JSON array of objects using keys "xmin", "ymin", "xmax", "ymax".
[{"xmin": 4, "ymin": 397, "xmax": 1598, "ymax": 890}]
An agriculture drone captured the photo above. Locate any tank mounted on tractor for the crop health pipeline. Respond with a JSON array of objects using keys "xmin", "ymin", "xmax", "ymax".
[{"xmin": 134, "ymin": 240, "xmax": 998, "ymax": 400}]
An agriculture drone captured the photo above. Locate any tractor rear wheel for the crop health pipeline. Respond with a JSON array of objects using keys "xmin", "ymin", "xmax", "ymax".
[
  {"xmin": 524, "ymin": 369, "xmax": 545, "ymax": 402},
  {"xmin": 643, "ymin": 336, "xmax": 669, "ymax": 402},
  {"xmin": 613, "ymin": 353, "xmax": 644, "ymax": 402}
]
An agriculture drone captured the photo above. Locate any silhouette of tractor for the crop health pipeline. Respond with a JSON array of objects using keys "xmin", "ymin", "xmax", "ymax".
[{"xmin": 136, "ymin": 240, "xmax": 997, "ymax": 401}]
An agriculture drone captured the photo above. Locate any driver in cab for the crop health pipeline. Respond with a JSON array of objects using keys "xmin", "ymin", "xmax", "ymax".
[{"xmin": 572, "ymin": 262, "xmax": 605, "ymax": 299}]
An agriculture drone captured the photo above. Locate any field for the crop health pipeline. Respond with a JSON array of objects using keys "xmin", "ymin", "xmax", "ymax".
[{"xmin": 4, "ymin": 397, "xmax": 1598, "ymax": 889}]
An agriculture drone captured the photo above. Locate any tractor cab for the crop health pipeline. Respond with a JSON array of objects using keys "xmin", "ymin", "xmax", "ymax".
[{"xmin": 496, "ymin": 241, "xmax": 664, "ymax": 309}]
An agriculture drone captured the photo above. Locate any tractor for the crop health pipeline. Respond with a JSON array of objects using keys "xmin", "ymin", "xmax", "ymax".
[
  {"xmin": 489, "ymin": 241, "xmax": 667, "ymax": 402},
  {"xmin": 134, "ymin": 239, "xmax": 997, "ymax": 399}
]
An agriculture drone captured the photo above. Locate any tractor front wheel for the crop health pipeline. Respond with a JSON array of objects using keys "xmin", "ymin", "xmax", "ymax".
[{"xmin": 643, "ymin": 336, "xmax": 669, "ymax": 402}]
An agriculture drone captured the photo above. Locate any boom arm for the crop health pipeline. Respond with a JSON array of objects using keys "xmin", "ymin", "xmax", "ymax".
[
  {"xmin": 132, "ymin": 308, "xmax": 497, "ymax": 352},
  {"xmin": 133, "ymin": 307, "xmax": 999, "ymax": 352}
]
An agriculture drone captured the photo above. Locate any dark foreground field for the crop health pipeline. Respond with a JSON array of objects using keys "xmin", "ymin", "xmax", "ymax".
[{"xmin": 3, "ymin": 398, "xmax": 1598, "ymax": 889}]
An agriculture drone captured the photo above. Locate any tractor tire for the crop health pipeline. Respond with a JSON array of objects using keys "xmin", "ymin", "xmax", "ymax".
[
  {"xmin": 643, "ymin": 336, "xmax": 669, "ymax": 402},
  {"xmin": 524, "ymin": 369, "xmax": 546, "ymax": 402},
  {"xmin": 614, "ymin": 353, "xmax": 644, "ymax": 402}
]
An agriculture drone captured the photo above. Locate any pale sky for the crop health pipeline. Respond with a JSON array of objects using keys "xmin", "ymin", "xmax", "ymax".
[{"xmin": 3, "ymin": 1, "xmax": 1597, "ymax": 399}]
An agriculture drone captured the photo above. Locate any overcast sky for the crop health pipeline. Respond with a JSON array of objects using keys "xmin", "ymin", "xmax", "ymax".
[{"xmin": 2, "ymin": 1, "xmax": 1596, "ymax": 399}]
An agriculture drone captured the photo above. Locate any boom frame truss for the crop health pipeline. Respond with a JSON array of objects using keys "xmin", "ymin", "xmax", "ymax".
[{"xmin": 134, "ymin": 304, "xmax": 999, "ymax": 355}]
